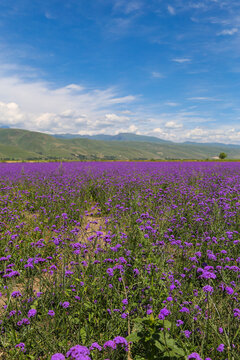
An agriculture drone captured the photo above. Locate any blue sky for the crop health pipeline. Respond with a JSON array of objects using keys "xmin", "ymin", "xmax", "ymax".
[{"xmin": 0, "ymin": 0, "xmax": 240, "ymax": 143}]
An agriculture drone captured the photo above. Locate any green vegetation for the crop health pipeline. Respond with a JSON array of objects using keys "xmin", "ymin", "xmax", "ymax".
[
  {"xmin": 219, "ymin": 152, "xmax": 227, "ymax": 159},
  {"xmin": 0, "ymin": 128, "xmax": 239, "ymax": 161}
]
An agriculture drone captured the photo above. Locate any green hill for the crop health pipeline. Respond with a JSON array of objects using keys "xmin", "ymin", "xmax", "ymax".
[
  {"xmin": 54, "ymin": 132, "xmax": 172, "ymax": 143},
  {"xmin": 0, "ymin": 128, "xmax": 239, "ymax": 160}
]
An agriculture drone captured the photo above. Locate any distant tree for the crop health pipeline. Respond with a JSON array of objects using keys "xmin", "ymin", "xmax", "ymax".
[{"xmin": 219, "ymin": 152, "xmax": 227, "ymax": 160}]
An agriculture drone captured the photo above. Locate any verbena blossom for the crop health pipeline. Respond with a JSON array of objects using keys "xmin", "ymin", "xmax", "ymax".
[
  {"xmin": 61, "ymin": 301, "xmax": 70, "ymax": 308},
  {"xmin": 15, "ymin": 343, "xmax": 25, "ymax": 352},
  {"xmin": 113, "ymin": 336, "xmax": 129, "ymax": 351},
  {"xmin": 158, "ymin": 307, "xmax": 171, "ymax": 319},
  {"xmin": 188, "ymin": 353, "xmax": 202, "ymax": 360},
  {"xmin": 48, "ymin": 310, "xmax": 55, "ymax": 316},
  {"xmin": 11, "ymin": 291, "xmax": 22, "ymax": 298},
  {"xmin": 216, "ymin": 344, "xmax": 224, "ymax": 352},
  {"xmin": 202, "ymin": 285, "xmax": 214, "ymax": 294},
  {"xmin": 66, "ymin": 345, "xmax": 90, "ymax": 359},
  {"xmin": 89, "ymin": 342, "xmax": 102, "ymax": 351},
  {"xmin": 103, "ymin": 340, "xmax": 116, "ymax": 350},
  {"xmin": 51, "ymin": 354, "xmax": 66, "ymax": 360},
  {"xmin": 27, "ymin": 309, "xmax": 37, "ymax": 318}
]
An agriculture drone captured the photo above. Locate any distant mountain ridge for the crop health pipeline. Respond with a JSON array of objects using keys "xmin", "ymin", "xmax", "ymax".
[
  {"xmin": 54, "ymin": 132, "xmax": 240, "ymax": 148},
  {"xmin": 0, "ymin": 128, "xmax": 239, "ymax": 160},
  {"xmin": 54, "ymin": 132, "xmax": 172, "ymax": 143}
]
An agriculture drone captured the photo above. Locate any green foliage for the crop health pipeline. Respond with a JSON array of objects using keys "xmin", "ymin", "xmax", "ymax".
[
  {"xmin": 0, "ymin": 128, "xmax": 240, "ymax": 160},
  {"xmin": 127, "ymin": 316, "xmax": 186, "ymax": 359},
  {"xmin": 219, "ymin": 152, "xmax": 227, "ymax": 159}
]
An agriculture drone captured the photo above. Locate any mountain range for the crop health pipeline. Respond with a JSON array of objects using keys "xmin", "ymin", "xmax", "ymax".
[{"xmin": 0, "ymin": 128, "xmax": 239, "ymax": 161}]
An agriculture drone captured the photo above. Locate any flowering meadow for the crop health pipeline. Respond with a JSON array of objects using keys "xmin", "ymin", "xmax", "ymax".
[{"xmin": 0, "ymin": 161, "xmax": 239, "ymax": 360}]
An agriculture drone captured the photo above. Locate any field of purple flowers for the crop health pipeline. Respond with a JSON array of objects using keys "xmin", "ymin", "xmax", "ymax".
[{"xmin": 0, "ymin": 161, "xmax": 239, "ymax": 360}]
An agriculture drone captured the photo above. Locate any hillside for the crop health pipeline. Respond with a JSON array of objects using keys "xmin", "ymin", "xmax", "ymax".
[
  {"xmin": 54, "ymin": 132, "xmax": 172, "ymax": 143},
  {"xmin": 0, "ymin": 128, "xmax": 240, "ymax": 160}
]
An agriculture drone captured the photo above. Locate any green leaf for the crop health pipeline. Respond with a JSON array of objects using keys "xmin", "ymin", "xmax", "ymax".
[
  {"xmin": 154, "ymin": 340, "xmax": 165, "ymax": 352},
  {"xmin": 127, "ymin": 332, "xmax": 141, "ymax": 343},
  {"xmin": 80, "ymin": 327, "xmax": 87, "ymax": 344}
]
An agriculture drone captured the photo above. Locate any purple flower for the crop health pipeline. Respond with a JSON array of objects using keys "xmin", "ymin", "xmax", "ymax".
[
  {"xmin": 65, "ymin": 270, "xmax": 74, "ymax": 277},
  {"xmin": 48, "ymin": 310, "xmax": 55, "ymax": 316},
  {"xmin": 62, "ymin": 301, "xmax": 70, "ymax": 308},
  {"xmin": 106, "ymin": 268, "xmax": 114, "ymax": 277},
  {"xmin": 133, "ymin": 268, "xmax": 140, "ymax": 275},
  {"xmin": 9, "ymin": 310, "xmax": 16, "ymax": 317},
  {"xmin": 184, "ymin": 330, "xmax": 191, "ymax": 338},
  {"xmin": 89, "ymin": 342, "xmax": 102, "ymax": 351},
  {"xmin": 3, "ymin": 270, "xmax": 20, "ymax": 278},
  {"xmin": 176, "ymin": 319, "xmax": 184, "ymax": 327},
  {"xmin": 158, "ymin": 307, "xmax": 171, "ymax": 320},
  {"xmin": 11, "ymin": 291, "xmax": 22, "ymax": 298},
  {"xmin": 27, "ymin": 309, "xmax": 37, "ymax": 318},
  {"xmin": 225, "ymin": 286, "xmax": 234, "ymax": 295},
  {"xmin": 188, "ymin": 353, "xmax": 202, "ymax": 359},
  {"xmin": 62, "ymin": 213, "xmax": 68, "ymax": 219},
  {"xmin": 218, "ymin": 327, "xmax": 223, "ymax": 334},
  {"xmin": 113, "ymin": 336, "xmax": 129, "ymax": 351},
  {"xmin": 66, "ymin": 345, "xmax": 90, "ymax": 359},
  {"xmin": 15, "ymin": 343, "xmax": 25, "ymax": 352},
  {"xmin": 122, "ymin": 298, "xmax": 128, "ymax": 305},
  {"xmin": 103, "ymin": 340, "xmax": 116, "ymax": 350},
  {"xmin": 179, "ymin": 307, "xmax": 190, "ymax": 313},
  {"xmin": 199, "ymin": 271, "xmax": 216, "ymax": 280},
  {"xmin": 233, "ymin": 308, "xmax": 240, "ymax": 318},
  {"xmin": 216, "ymin": 344, "xmax": 224, "ymax": 352},
  {"xmin": 202, "ymin": 285, "xmax": 213, "ymax": 294},
  {"xmin": 51, "ymin": 354, "xmax": 66, "ymax": 360}
]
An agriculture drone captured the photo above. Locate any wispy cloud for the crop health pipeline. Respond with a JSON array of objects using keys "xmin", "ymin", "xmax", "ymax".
[
  {"xmin": 165, "ymin": 121, "xmax": 182, "ymax": 128},
  {"xmin": 151, "ymin": 71, "xmax": 165, "ymax": 78},
  {"xmin": 44, "ymin": 11, "xmax": 56, "ymax": 20},
  {"xmin": 150, "ymin": 124, "xmax": 240, "ymax": 144},
  {"xmin": 217, "ymin": 28, "xmax": 238, "ymax": 36},
  {"xmin": 0, "ymin": 62, "xmax": 137, "ymax": 134},
  {"xmin": 188, "ymin": 97, "xmax": 221, "ymax": 101},
  {"xmin": 113, "ymin": 0, "xmax": 143, "ymax": 14},
  {"xmin": 165, "ymin": 102, "xmax": 179, "ymax": 107},
  {"xmin": 167, "ymin": 5, "xmax": 176, "ymax": 15},
  {"xmin": 172, "ymin": 58, "xmax": 191, "ymax": 63}
]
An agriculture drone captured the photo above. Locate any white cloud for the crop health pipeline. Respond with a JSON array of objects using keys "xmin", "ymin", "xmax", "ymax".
[
  {"xmin": 113, "ymin": 0, "xmax": 143, "ymax": 14},
  {"xmin": 0, "ymin": 102, "xmax": 24, "ymax": 125},
  {"xmin": 0, "ymin": 62, "xmax": 240, "ymax": 144},
  {"xmin": 0, "ymin": 63, "xmax": 136, "ymax": 134},
  {"xmin": 128, "ymin": 124, "xmax": 138, "ymax": 132},
  {"xmin": 150, "ymin": 124, "xmax": 240, "ymax": 144},
  {"xmin": 45, "ymin": 12, "xmax": 55, "ymax": 20},
  {"xmin": 165, "ymin": 121, "xmax": 182, "ymax": 128},
  {"xmin": 188, "ymin": 97, "xmax": 221, "ymax": 101},
  {"xmin": 104, "ymin": 113, "xmax": 130, "ymax": 123},
  {"xmin": 218, "ymin": 28, "xmax": 238, "ymax": 35},
  {"xmin": 165, "ymin": 102, "xmax": 179, "ymax": 107},
  {"xmin": 114, "ymin": 124, "xmax": 138, "ymax": 134},
  {"xmin": 186, "ymin": 127, "xmax": 206, "ymax": 137},
  {"xmin": 167, "ymin": 5, "xmax": 176, "ymax": 15},
  {"xmin": 151, "ymin": 71, "xmax": 165, "ymax": 78},
  {"xmin": 65, "ymin": 84, "xmax": 84, "ymax": 92},
  {"xmin": 172, "ymin": 58, "xmax": 191, "ymax": 63},
  {"xmin": 121, "ymin": 110, "xmax": 134, "ymax": 114},
  {"xmin": 153, "ymin": 127, "xmax": 167, "ymax": 135}
]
